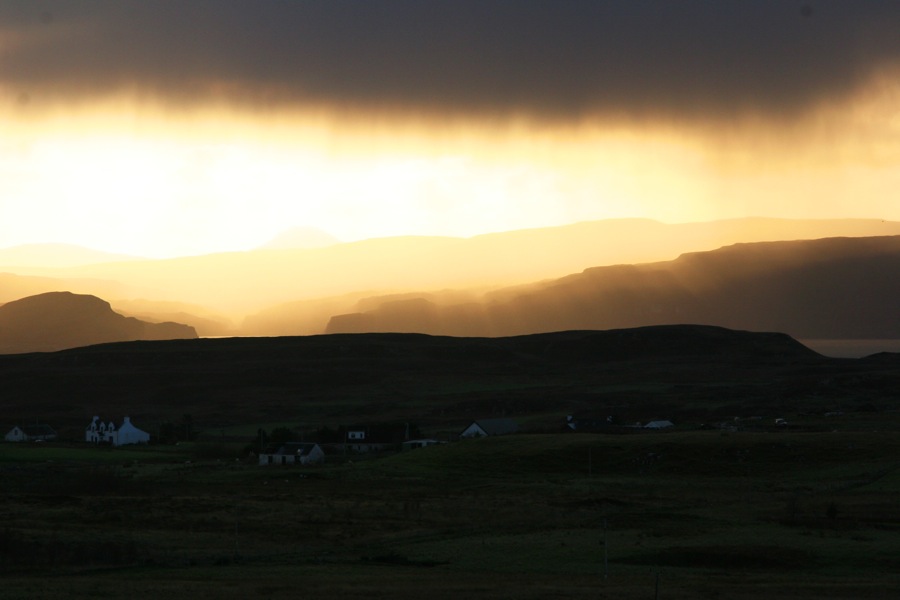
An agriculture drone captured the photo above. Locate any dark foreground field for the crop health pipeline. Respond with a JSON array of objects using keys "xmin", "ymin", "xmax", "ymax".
[
  {"xmin": 1, "ymin": 430, "xmax": 898, "ymax": 599},
  {"xmin": 1, "ymin": 326, "xmax": 898, "ymax": 597}
]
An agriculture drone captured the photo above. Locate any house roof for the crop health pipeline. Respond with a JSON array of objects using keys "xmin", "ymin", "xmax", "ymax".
[
  {"xmin": 21, "ymin": 424, "xmax": 56, "ymax": 437},
  {"xmin": 86, "ymin": 416, "xmax": 116, "ymax": 430},
  {"xmin": 402, "ymin": 438, "xmax": 440, "ymax": 446},
  {"xmin": 644, "ymin": 420, "xmax": 674, "ymax": 429},
  {"xmin": 466, "ymin": 418, "xmax": 519, "ymax": 436},
  {"xmin": 118, "ymin": 419, "xmax": 148, "ymax": 434}
]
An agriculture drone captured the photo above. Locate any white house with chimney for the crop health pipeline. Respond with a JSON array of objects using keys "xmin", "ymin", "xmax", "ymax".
[{"xmin": 86, "ymin": 416, "xmax": 150, "ymax": 446}]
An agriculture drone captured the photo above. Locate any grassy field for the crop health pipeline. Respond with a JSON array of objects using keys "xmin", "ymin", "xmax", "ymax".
[{"xmin": 1, "ymin": 427, "xmax": 898, "ymax": 599}]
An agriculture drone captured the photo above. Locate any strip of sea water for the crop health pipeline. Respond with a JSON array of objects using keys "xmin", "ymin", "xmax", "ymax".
[{"xmin": 800, "ymin": 339, "xmax": 900, "ymax": 358}]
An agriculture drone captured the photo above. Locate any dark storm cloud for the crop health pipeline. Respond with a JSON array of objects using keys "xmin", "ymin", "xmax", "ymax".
[{"xmin": 2, "ymin": 0, "xmax": 900, "ymax": 121}]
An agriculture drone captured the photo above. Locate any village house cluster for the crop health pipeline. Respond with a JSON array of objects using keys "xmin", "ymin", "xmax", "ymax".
[
  {"xmin": 257, "ymin": 419, "xmax": 523, "ymax": 466},
  {"xmin": 4, "ymin": 416, "xmax": 151, "ymax": 446},
  {"xmin": 5, "ymin": 413, "xmax": 688, "ymax": 466}
]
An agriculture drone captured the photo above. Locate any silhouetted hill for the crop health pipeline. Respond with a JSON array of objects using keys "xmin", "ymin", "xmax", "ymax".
[
  {"xmin": 0, "ymin": 272, "xmax": 131, "ymax": 305},
  {"xmin": 239, "ymin": 290, "xmax": 384, "ymax": 336},
  {"xmin": 242, "ymin": 289, "xmax": 487, "ymax": 336},
  {"xmin": 110, "ymin": 298, "xmax": 236, "ymax": 337},
  {"xmin": 13, "ymin": 218, "xmax": 900, "ymax": 319},
  {"xmin": 0, "ymin": 274, "xmax": 230, "ymax": 335},
  {"xmin": 1, "ymin": 325, "xmax": 896, "ymax": 434},
  {"xmin": 326, "ymin": 236, "xmax": 900, "ymax": 339},
  {"xmin": 503, "ymin": 325, "xmax": 818, "ymax": 363},
  {"xmin": 0, "ymin": 292, "xmax": 197, "ymax": 354}
]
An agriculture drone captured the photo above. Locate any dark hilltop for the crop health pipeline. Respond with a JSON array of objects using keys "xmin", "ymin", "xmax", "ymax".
[
  {"xmin": 0, "ymin": 291, "xmax": 197, "ymax": 354},
  {"xmin": 1, "ymin": 324, "xmax": 896, "ymax": 436}
]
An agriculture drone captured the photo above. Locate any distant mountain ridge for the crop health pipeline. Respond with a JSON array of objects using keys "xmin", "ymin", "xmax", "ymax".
[
  {"xmin": 0, "ymin": 292, "xmax": 197, "ymax": 354},
  {"xmin": 326, "ymin": 235, "xmax": 900, "ymax": 340},
  {"xmin": 259, "ymin": 226, "xmax": 340, "ymax": 250},
  {"xmin": 0, "ymin": 272, "xmax": 133, "ymax": 306},
  {"xmin": 7, "ymin": 218, "xmax": 900, "ymax": 319}
]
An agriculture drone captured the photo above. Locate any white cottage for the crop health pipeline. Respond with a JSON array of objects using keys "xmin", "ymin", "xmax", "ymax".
[
  {"xmin": 86, "ymin": 417, "xmax": 116, "ymax": 444},
  {"xmin": 86, "ymin": 416, "xmax": 150, "ymax": 446},
  {"xmin": 117, "ymin": 417, "xmax": 150, "ymax": 445}
]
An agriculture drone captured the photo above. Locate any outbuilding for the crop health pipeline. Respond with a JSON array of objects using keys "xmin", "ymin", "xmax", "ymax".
[{"xmin": 460, "ymin": 418, "xmax": 519, "ymax": 438}]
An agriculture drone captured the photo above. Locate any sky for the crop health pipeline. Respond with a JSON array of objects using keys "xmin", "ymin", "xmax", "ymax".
[{"xmin": 1, "ymin": 1, "xmax": 899, "ymax": 258}]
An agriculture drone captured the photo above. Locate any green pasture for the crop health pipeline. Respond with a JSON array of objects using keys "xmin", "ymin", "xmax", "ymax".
[
  {"xmin": 0, "ymin": 428, "xmax": 897, "ymax": 598},
  {"xmin": 0, "ymin": 442, "xmax": 188, "ymax": 464}
]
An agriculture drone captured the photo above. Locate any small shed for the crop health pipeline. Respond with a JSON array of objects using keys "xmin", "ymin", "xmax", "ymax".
[
  {"xmin": 260, "ymin": 442, "xmax": 325, "ymax": 466},
  {"xmin": 460, "ymin": 418, "xmax": 519, "ymax": 438},
  {"xmin": 4, "ymin": 426, "xmax": 26, "ymax": 442}
]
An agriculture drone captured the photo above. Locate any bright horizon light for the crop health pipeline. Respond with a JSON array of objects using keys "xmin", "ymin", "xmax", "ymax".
[{"xmin": 1, "ymin": 74, "xmax": 899, "ymax": 259}]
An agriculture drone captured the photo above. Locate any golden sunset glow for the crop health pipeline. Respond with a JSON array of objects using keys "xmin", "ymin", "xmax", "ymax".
[
  {"xmin": 2, "ymin": 72, "xmax": 899, "ymax": 260},
  {"xmin": 1, "ymin": 2, "xmax": 899, "ymax": 334}
]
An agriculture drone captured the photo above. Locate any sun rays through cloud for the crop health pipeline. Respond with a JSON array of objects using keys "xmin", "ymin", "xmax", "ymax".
[{"xmin": 0, "ymin": 2, "xmax": 898, "ymax": 257}]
